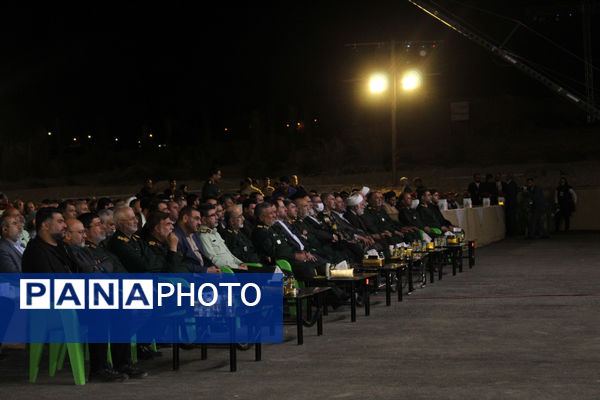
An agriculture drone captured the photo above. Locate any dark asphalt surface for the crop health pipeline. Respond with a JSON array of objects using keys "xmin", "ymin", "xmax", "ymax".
[{"xmin": 1, "ymin": 232, "xmax": 599, "ymax": 399}]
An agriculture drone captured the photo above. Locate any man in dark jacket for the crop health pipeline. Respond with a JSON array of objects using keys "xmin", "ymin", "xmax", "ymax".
[
  {"xmin": 467, "ymin": 173, "xmax": 483, "ymax": 206},
  {"xmin": 397, "ymin": 192, "xmax": 425, "ymax": 239},
  {"xmin": 526, "ymin": 178, "xmax": 549, "ymax": 239},
  {"xmin": 416, "ymin": 190, "xmax": 444, "ymax": 237},
  {"xmin": 173, "ymin": 206, "xmax": 218, "ymax": 273},
  {"xmin": 22, "ymin": 207, "xmax": 76, "ymax": 273},
  {"xmin": 0, "ymin": 214, "xmax": 23, "ymax": 273}
]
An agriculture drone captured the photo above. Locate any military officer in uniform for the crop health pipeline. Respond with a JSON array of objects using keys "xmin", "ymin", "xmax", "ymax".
[
  {"xmin": 319, "ymin": 192, "xmax": 376, "ymax": 253},
  {"xmin": 202, "ymin": 168, "xmax": 222, "ymax": 200},
  {"xmin": 222, "ymin": 207, "xmax": 261, "ymax": 264},
  {"xmin": 288, "ymin": 199, "xmax": 346, "ymax": 264},
  {"xmin": 107, "ymin": 207, "xmax": 171, "ymax": 273},
  {"xmin": 140, "ymin": 211, "xmax": 189, "ymax": 273},
  {"xmin": 198, "ymin": 203, "xmax": 248, "ymax": 271},
  {"xmin": 363, "ymin": 191, "xmax": 406, "ymax": 244},
  {"xmin": 252, "ymin": 202, "xmax": 319, "ymax": 281},
  {"xmin": 79, "ymin": 212, "xmax": 127, "ymax": 273}
]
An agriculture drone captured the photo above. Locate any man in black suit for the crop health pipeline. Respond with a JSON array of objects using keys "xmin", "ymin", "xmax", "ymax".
[
  {"xmin": 526, "ymin": 178, "xmax": 549, "ymax": 239},
  {"xmin": 504, "ymin": 174, "xmax": 519, "ymax": 236},
  {"xmin": 467, "ymin": 173, "xmax": 483, "ymax": 206}
]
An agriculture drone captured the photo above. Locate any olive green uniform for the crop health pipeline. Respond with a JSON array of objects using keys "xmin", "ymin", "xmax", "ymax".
[
  {"xmin": 220, "ymin": 228, "xmax": 261, "ymax": 264},
  {"xmin": 141, "ymin": 233, "xmax": 189, "ymax": 273},
  {"xmin": 106, "ymin": 229, "xmax": 183, "ymax": 273},
  {"xmin": 85, "ymin": 240, "xmax": 128, "ymax": 273},
  {"xmin": 251, "ymin": 224, "xmax": 318, "ymax": 281}
]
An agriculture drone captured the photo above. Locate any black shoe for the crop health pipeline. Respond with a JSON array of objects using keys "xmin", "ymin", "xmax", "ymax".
[
  {"xmin": 138, "ymin": 345, "xmax": 161, "ymax": 360},
  {"xmin": 119, "ymin": 364, "xmax": 148, "ymax": 379},
  {"xmin": 88, "ymin": 368, "xmax": 128, "ymax": 383}
]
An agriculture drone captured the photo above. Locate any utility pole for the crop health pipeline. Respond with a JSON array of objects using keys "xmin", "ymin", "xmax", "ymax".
[
  {"xmin": 390, "ymin": 40, "xmax": 399, "ymax": 185},
  {"xmin": 582, "ymin": 0, "xmax": 596, "ymax": 123},
  {"xmin": 345, "ymin": 39, "xmax": 436, "ymax": 185}
]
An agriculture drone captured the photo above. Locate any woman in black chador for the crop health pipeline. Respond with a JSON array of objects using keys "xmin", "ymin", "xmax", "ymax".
[{"xmin": 554, "ymin": 177, "xmax": 577, "ymax": 232}]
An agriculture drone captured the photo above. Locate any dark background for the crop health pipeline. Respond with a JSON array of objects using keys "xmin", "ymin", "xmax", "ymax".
[{"xmin": 0, "ymin": 1, "xmax": 598, "ymax": 181}]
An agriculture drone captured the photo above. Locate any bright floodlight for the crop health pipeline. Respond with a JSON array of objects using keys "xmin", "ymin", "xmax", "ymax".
[
  {"xmin": 402, "ymin": 70, "xmax": 422, "ymax": 91},
  {"xmin": 369, "ymin": 73, "xmax": 388, "ymax": 93}
]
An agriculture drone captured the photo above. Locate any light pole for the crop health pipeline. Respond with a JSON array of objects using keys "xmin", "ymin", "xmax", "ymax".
[{"xmin": 369, "ymin": 61, "xmax": 422, "ymax": 185}]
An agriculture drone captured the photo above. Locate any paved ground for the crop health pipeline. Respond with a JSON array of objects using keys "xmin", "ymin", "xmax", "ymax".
[{"xmin": 1, "ymin": 232, "xmax": 599, "ymax": 399}]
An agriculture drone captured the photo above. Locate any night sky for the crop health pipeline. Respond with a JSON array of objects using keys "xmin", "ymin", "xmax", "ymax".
[{"xmin": 0, "ymin": 1, "xmax": 597, "ymax": 147}]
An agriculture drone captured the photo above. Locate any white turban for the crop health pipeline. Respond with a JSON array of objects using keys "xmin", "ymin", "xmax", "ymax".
[
  {"xmin": 346, "ymin": 194, "xmax": 363, "ymax": 207},
  {"xmin": 360, "ymin": 186, "xmax": 370, "ymax": 196}
]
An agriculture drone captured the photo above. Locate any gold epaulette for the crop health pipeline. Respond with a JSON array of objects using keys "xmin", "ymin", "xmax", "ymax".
[
  {"xmin": 148, "ymin": 240, "xmax": 157, "ymax": 246},
  {"xmin": 256, "ymin": 225, "xmax": 266, "ymax": 229},
  {"xmin": 227, "ymin": 229, "xmax": 233, "ymax": 233},
  {"xmin": 117, "ymin": 235, "xmax": 129, "ymax": 243},
  {"xmin": 132, "ymin": 234, "xmax": 140, "ymax": 240}
]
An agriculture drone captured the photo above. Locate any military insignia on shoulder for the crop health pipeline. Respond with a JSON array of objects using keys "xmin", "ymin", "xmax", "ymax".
[
  {"xmin": 200, "ymin": 228, "xmax": 209, "ymax": 233},
  {"xmin": 148, "ymin": 241, "xmax": 157, "ymax": 246},
  {"xmin": 117, "ymin": 236, "xmax": 129, "ymax": 243},
  {"xmin": 257, "ymin": 225, "xmax": 265, "ymax": 229},
  {"xmin": 227, "ymin": 229, "xmax": 233, "ymax": 233}
]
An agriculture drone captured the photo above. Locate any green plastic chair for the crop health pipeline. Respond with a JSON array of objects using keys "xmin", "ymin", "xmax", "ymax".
[
  {"xmin": 29, "ymin": 310, "xmax": 86, "ymax": 386},
  {"xmin": 276, "ymin": 259, "xmax": 308, "ymax": 317}
]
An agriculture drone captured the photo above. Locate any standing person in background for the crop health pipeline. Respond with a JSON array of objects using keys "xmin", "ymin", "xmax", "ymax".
[
  {"xmin": 164, "ymin": 179, "xmax": 177, "ymax": 198},
  {"xmin": 494, "ymin": 173, "xmax": 507, "ymax": 205},
  {"xmin": 202, "ymin": 168, "xmax": 222, "ymax": 200},
  {"xmin": 526, "ymin": 178, "xmax": 549, "ymax": 240},
  {"xmin": 504, "ymin": 173, "xmax": 519, "ymax": 236},
  {"xmin": 467, "ymin": 173, "xmax": 483, "ymax": 206},
  {"xmin": 481, "ymin": 173, "xmax": 497, "ymax": 204},
  {"xmin": 138, "ymin": 178, "xmax": 154, "ymax": 198},
  {"xmin": 554, "ymin": 177, "xmax": 577, "ymax": 233}
]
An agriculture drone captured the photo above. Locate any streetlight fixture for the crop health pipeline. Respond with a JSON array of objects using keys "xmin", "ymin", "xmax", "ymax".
[
  {"xmin": 368, "ymin": 66, "xmax": 422, "ymax": 184},
  {"xmin": 369, "ymin": 73, "xmax": 389, "ymax": 93},
  {"xmin": 402, "ymin": 70, "xmax": 422, "ymax": 91}
]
